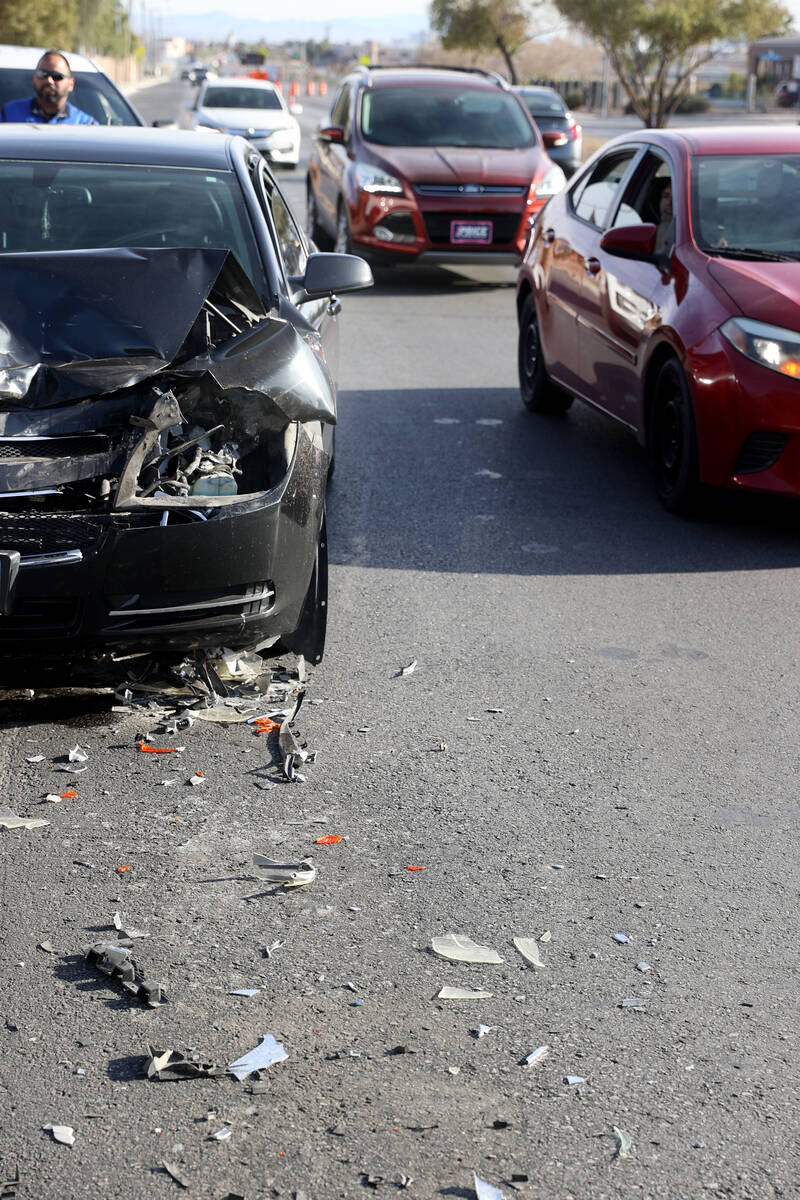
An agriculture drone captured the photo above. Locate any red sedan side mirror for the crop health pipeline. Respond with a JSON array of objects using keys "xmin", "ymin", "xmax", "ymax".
[
  {"xmin": 600, "ymin": 223, "xmax": 658, "ymax": 259},
  {"xmin": 318, "ymin": 125, "xmax": 345, "ymax": 144}
]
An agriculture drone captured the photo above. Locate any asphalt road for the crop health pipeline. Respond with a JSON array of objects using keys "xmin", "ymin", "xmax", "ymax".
[{"xmin": 0, "ymin": 76, "xmax": 798, "ymax": 1200}]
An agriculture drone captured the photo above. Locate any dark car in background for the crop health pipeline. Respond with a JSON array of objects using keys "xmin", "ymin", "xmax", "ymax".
[
  {"xmin": 307, "ymin": 64, "xmax": 566, "ymax": 267},
  {"xmin": 513, "ymin": 85, "xmax": 582, "ymax": 176},
  {"xmin": 0, "ymin": 125, "xmax": 372, "ymax": 682},
  {"xmin": 516, "ymin": 126, "xmax": 800, "ymax": 513},
  {"xmin": 0, "ymin": 43, "xmax": 145, "ymax": 125}
]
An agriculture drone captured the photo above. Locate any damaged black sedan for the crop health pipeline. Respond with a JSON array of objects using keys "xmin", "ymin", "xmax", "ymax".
[{"xmin": 0, "ymin": 126, "xmax": 372, "ymax": 683}]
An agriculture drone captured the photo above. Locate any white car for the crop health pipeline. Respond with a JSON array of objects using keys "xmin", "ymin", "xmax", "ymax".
[{"xmin": 186, "ymin": 76, "xmax": 301, "ymax": 167}]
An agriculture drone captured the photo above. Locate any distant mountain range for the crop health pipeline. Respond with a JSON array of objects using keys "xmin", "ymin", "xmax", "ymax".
[{"xmin": 162, "ymin": 10, "xmax": 430, "ymax": 45}]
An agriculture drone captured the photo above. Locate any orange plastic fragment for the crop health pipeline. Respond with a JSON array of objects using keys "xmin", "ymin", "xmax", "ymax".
[
  {"xmin": 254, "ymin": 717, "xmax": 281, "ymax": 736},
  {"xmin": 406, "ymin": 865, "xmax": 426, "ymax": 871},
  {"xmin": 138, "ymin": 741, "xmax": 181, "ymax": 754},
  {"xmin": 60, "ymin": 790, "xmax": 77, "ymax": 800},
  {"xmin": 315, "ymin": 835, "xmax": 343, "ymax": 845},
  {"xmin": 116, "ymin": 865, "xmax": 131, "ymax": 874}
]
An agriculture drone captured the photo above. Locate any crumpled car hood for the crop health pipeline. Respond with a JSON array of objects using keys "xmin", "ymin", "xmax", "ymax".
[{"xmin": 0, "ymin": 246, "xmax": 336, "ymax": 426}]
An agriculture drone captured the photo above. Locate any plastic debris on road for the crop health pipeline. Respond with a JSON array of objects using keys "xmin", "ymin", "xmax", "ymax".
[
  {"xmin": 540, "ymin": 930, "xmax": 552, "ymax": 943},
  {"xmin": 113, "ymin": 912, "xmax": 147, "ymax": 939},
  {"xmin": 635, "ymin": 961, "xmax": 651, "ymax": 972},
  {"xmin": 315, "ymin": 834, "xmax": 342, "ymax": 845},
  {"xmin": 564, "ymin": 1075, "xmax": 585, "ymax": 1085},
  {"xmin": 42, "ymin": 1125, "xmax": 74, "ymax": 1146},
  {"xmin": 474, "ymin": 1174, "xmax": 505, "ymax": 1199},
  {"xmin": 475, "ymin": 1024, "xmax": 495, "ymax": 1038},
  {"xmin": 68, "ymin": 746, "xmax": 88, "ymax": 763},
  {"xmin": 437, "ymin": 986, "xmax": 493, "ymax": 1000},
  {"xmin": 84, "ymin": 942, "xmax": 167, "ymax": 1007},
  {"xmin": 432, "ymin": 933, "xmax": 503, "ymax": 964},
  {"xmin": 0, "ymin": 807, "xmax": 49, "ymax": 830},
  {"xmin": 620, "ymin": 998, "xmax": 647, "ymax": 1010},
  {"xmin": 26, "ymin": 754, "xmax": 45, "ymax": 763},
  {"xmin": 513, "ymin": 937, "xmax": 546, "ymax": 969},
  {"xmin": 613, "ymin": 933, "xmax": 630, "ymax": 944},
  {"xmin": 145, "ymin": 1047, "xmax": 224, "ymax": 1081},
  {"xmin": 49, "ymin": 763, "xmax": 87, "ymax": 774},
  {"xmin": 407, "ymin": 864, "xmax": 426, "ymax": 871},
  {"xmin": 253, "ymin": 855, "xmax": 316, "ymax": 888},
  {"xmin": 227, "ymin": 1033, "xmax": 288, "ymax": 1081},
  {"xmin": 138, "ymin": 741, "xmax": 184, "ymax": 754},
  {"xmin": 162, "ymin": 1160, "xmax": 190, "ymax": 1189},
  {"xmin": 398, "ymin": 659, "xmax": 417, "ymax": 677},
  {"xmin": 524, "ymin": 1045, "xmax": 550, "ymax": 1067},
  {"xmin": 38, "ymin": 942, "xmax": 56, "ymax": 954},
  {"xmin": 210, "ymin": 1128, "xmax": 232, "ymax": 1141},
  {"xmin": 229, "ymin": 988, "xmax": 260, "ymax": 997},
  {"xmin": 188, "ymin": 771, "xmax": 205, "ymax": 786},
  {"xmin": 613, "ymin": 1126, "xmax": 633, "ymax": 1159}
]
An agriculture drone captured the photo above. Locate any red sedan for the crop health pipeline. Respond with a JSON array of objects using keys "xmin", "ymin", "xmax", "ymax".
[{"xmin": 516, "ymin": 126, "xmax": 800, "ymax": 511}]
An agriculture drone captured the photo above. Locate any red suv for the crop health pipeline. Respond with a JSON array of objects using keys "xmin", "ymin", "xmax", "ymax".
[{"xmin": 306, "ymin": 64, "xmax": 566, "ymax": 267}]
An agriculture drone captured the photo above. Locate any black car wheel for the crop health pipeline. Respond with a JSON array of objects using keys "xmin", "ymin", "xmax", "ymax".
[
  {"xmin": 283, "ymin": 508, "xmax": 328, "ymax": 665},
  {"xmin": 518, "ymin": 293, "xmax": 573, "ymax": 414},
  {"xmin": 650, "ymin": 358, "xmax": 700, "ymax": 513},
  {"xmin": 334, "ymin": 202, "xmax": 352, "ymax": 255},
  {"xmin": 306, "ymin": 186, "xmax": 332, "ymax": 250}
]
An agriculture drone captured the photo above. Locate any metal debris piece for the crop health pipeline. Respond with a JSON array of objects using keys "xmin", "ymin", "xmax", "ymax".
[
  {"xmin": 399, "ymin": 659, "xmax": 417, "ymax": 677},
  {"xmin": 278, "ymin": 709, "xmax": 316, "ymax": 782},
  {"xmin": 474, "ymin": 1175, "xmax": 505, "ymax": 1199},
  {"xmin": 68, "ymin": 746, "xmax": 88, "ymax": 763},
  {"xmin": 210, "ymin": 1128, "xmax": 232, "ymax": 1141},
  {"xmin": 485, "ymin": 707, "xmax": 504, "ymax": 713},
  {"xmin": 253, "ymin": 855, "xmax": 316, "ymax": 888},
  {"xmin": 437, "ymin": 986, "xmax": 493, "ymax": 1000},
  {"xmin": 1, "ymin": 1164, "xmax": 20, "ymax": 1198},
  {"xmin": 145, "ymin": 1046, "xmax": 224, "ymax": 1081},
  {"xmin": 229, "ymin": 989, "xmax": 260, "ymax": 997},
  {"xmin": 43, "ymin": 1124, "xmax": 74, "ymax": 1146},
  {"xmin": 113, "ymin": 912, "xmax": 147, "ymax": 939},
  {"xmin": 228, "ymin": 1033, "xmax": 288, "ymax": 1081},
  {"xmin": 513, "ymin": 937, "xmax": 546, "ymax": 969},
  {"xmin": 564, "ymin": 1075, "xmax": 585, "ymax": 1085},
  {"xmin": 635, "ymin": 961, "xmax": 651, "ymax": 972},
  {"xmin": 524, "ymin": 1045, "xmax": 550, "ymax": 1067},
  {"xmin": 431, "ymin": 933, "xmax": 503, "ymax": 964},
  {"xmin": 0, "ymin": 807, "xmax": 49, "ymax": 830},
  {"xmin": 84, "ymin": 942, "xmax": 167, "ymax": 1008},
  {"xmin": 620, "ymin": 998, "xmax": 647, "ymax": 1010},
  {"xmin": 613, "ymin": 933, "xmax": 630, "ymax": 944},
  {"xmin": 162, "ymin": 1161, "xmax": 190, "ymax": 1189},
  {"xmin": 613, "ymin": 1125, "xmax": 633, "ymax": 1159}
]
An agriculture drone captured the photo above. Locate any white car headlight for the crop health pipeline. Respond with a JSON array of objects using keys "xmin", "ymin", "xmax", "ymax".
[
  {"xmin": 721, "ymin": 317, "xmax": 800, "ymax": 378},
  {"xmin": 535, "ymin": 162, "xmax": 566, "ymax": 198},
  {"xmin": 355, "ymin": 164, "xmax": 404, "ymax": 195}
]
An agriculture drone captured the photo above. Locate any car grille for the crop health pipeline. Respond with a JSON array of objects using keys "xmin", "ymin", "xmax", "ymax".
[
  {"xmin": 0, "ymin": 511, "xmax": 110, "ymax": 555},
  {"xmin": 0, "ymin": 435, "xmax": 112, "ymax": 462},
  {"xmin": 104, "ymin": 581, "xmax": 275, "ymax": 633},
  {"xmin": 421, "ymin": 210, "xmax": 523, "ymax": 245},
  {"xmin": 416, "ymin": 184, "xmax": 527, "ymax": 196},
  {"xmin": 0, "ymin": 596, "xmax": 81, "ymax": 637},
  {"xmin": 734, "ymin": 432, "xmax": 790, "ymax": 474}
]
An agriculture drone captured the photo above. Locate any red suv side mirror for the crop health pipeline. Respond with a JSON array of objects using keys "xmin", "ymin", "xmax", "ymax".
[{"xmin": 318, "ymin": 125, "xmax": 345, "ymax": 144}]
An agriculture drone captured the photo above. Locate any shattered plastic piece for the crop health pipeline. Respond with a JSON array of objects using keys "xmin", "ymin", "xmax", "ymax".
[
  {"xmin": 485, "ymin": 707, "xmax": 504, "ymax": 714},
  {"xmin": 263, "ymin": 940, "xmax": 284, "ymax": 958},
  {"xmin": 475, "ymin": 469, "xmax": 502, "ymax": 479},
  {"xmin": 116, "ymin": 865, "xmax": 131, "ymax": 875},
  {"xmin": 613, "ymin": 933, "xmax": 630, "ymax": 944},
  {"xmin": 26, "ymin": 755, "xmax": 45, "ymax": 763},
  {"xmin": 524, "ymin": 1045, "xmax": 550, "ymax": 1067},
  {"xmin": 398, "ymin": 1176, "xmax": 413, "ymax": 1189},
  {"xmin": 229, "ymin": 989, "xmax": 260, "ymax": 997},
  {"xmin": 315, "ymin": 834, "xmax": 342, "ymax": 845},
  {"xmin": 399, "ymin": 659, "xmax": 417, "ymax": 677},
  {"xmin": 635, "ymin": 961, "xmax": 651, "ymax": 972},
  {"xmin": 227, "ymin": 1033, "xmax": 288, "ymax": 1081},
  {"xmin": 474, "ymin": 1175, "xmax": 505, "ymax": 1199},
  {"xmin": 85, "ymin": 942, "xmax": 167, "ymax": 1007},
  {"xmin": 113, "ymin": 912, "xmax": 147, "ymax": 939},
  {"xmin": 43, "ymin": 1125, "xmax": 74, "ymax": 1146},
  {"xmin": 162, "ymin": 1160, "xmax": 190, "ymax": 1189},
  {"xmin": 620, "ymin": 998, "xmax": 647, "ymax": 1009},
  {"xmin": 188, "ymin": 772, "xmax": 205, "ymax": 786},
  {"xmin": 68, "ymin": 746, "xmax": 88, "ymax": 763},
  {"xmin": 564, "ymin": 1075, "xmax": 585, "ymax": 1085},
  {"xmin": 49, "ymin": 763, "xmax": 87, "ymax": 774},
  {"xmin": 38, "ymin": 942, "xmax": 56, "ymax": 954},
  {"xmin": 447, "ymin": 1066, "xmax": 460, "ymax": 1075},
  {"xmin": 513, "ymin": 937, "xmax": 546, "ymax": 969},
  {"xmin": 540, "ymin": 931, "xmax": 552, "ymax": 943},
  {"xmin": 613, "ymin": 1126, "xmax": 633, "ymax": 1159},
  {"xmin": 0, "ymin": 807, "xmax": 49, "ymax": 830},
  {"xmin": 44, "ymin": 794, "xmax": 64, "ymax": 804},
  {"xmin": 407, "ymin": 865, "xmax": 426, "ymax": 871},
  {"xmin": 432, "ymin": 934, "xmax": 503, "ymax": 964},
  {"xmin": 476, "ymin": 1025, "xmax": 495, "ymax": 1038},
  {"xmin": 138, "ymin": 741, "xmax": 184, "ymax": 755},
  {"xmin": 145, "ymin": 1046, "xmax": 224, "ymax": 1081},
  {"xmin": 438, "ymin": 987, "xmax": 493, "ymax": 1000},
  {"xmin": 253, "ymin": 855, "xmax": 316, "ymax": 888},
  {"xmin": 210, "ymin": 1128, "xmax": 232, "ymax": 1141}
]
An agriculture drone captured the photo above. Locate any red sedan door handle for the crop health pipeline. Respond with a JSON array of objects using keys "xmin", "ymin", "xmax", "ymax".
[
  {"xmin": 584, "ymin": 256, "xmax": 602, "ymax": 276},
  {"xmin": 542, "ymin": 227, "xmax": 555, "ymax": 245}
]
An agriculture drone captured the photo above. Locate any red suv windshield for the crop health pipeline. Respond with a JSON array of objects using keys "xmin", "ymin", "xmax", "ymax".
[{"xmin": 360, "ymin": 85, "xmax": 535, "ymax": 149}]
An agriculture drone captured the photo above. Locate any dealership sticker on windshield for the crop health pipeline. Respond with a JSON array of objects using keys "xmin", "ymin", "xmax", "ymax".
[{"xmin": 451, "ymin": 220, "xmax": 492, "ymax": 244}]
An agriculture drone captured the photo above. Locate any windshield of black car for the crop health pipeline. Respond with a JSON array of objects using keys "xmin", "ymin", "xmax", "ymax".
[
  {"xmin": 360, "ymin": 86, "xmax": 536, "ymax": 149},
  {"xmin": 520, "ymin": 94, "xmax": 566, "ymax": 116},
  {"xmin": 0, "ymin": 67, "xmax": 140, "ymax": 125},
  {"xmin": 692, "ymin": 153, "xmax": 800, "ymax": 256},
  {"xmin": 202, "ymin": 86, "xmax": 282, "ymax": 110},
  {"xmin": 0, "ymin": 161, "xmax": 266, "ymax": 287}
]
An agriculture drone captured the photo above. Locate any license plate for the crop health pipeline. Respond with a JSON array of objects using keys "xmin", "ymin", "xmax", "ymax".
[{"xmin": 450, "ymin": 220, "xmax": 492, "ymax": 245}]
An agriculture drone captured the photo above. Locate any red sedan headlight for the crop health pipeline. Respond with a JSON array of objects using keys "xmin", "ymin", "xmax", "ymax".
[{"xmin": 721, "ymin": 316, "xmax": 800, "ymax": 379}]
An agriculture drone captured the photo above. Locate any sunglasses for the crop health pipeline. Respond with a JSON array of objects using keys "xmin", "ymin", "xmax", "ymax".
[{"xmin": 35, "ymin": 69, "xmax": 70, "ymax": 82}]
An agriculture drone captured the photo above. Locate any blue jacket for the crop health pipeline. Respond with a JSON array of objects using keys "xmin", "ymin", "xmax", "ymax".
[{"xmin": 0, "ymin": 97, "xmax": 97, "ymax": 125}]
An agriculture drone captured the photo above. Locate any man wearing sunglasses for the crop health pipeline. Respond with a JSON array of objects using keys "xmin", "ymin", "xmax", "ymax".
[{"xmin": 0, "ymin": 51, "xmax": 97, "ymax": 124}]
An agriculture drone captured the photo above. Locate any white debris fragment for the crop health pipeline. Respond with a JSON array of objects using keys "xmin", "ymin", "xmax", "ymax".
[
  {"xmin": 539, "ymin": 931, "xmax": 552, "ymax": 943},
  {"xmin": 44, "ymin": 794, "xmax": 64, "ymax": 805},
  {"xmin": 434, "ymin": 417, "xmax": 460, "ymax": 424},
  {"xmin": 227, "ymin": 1033, "xmax": 288, "ymax": 1081},
  {"xmin": 432, "ymin": 933, "xmax": 503, "ymax": 964},
  {"xmin": 210, "ymin": 1127, "xmax": 232, "ymax": 1141},
  {"xmin": 475, "ymin": 469, "xmax": 502, "ymax": 479},
  {"xmin": 253, "ymin": 855, "xmax": 316, "ymax": 888},
  {"xmin": 635, "ymin": 961, "xmax": 651, "ymax": 972},
  {"xmin": 475, "ymin": 1025, "xmax": 495, "ymax": 1039},
  {"xmin": 188, "ymin": 772, "xmax": 205, "ymax": 786},
  {"xmin": 399, "ymin": 659, "xmax": 417, "ymax": 677},
  {"xmin": 229, "ymin": 989, "xmax": 260, "ymax": 997},
  {"xmin": 476, "ymin": 418, "xmax": 503, "ymax": 426},
  {"xmin": 513, "ymin": 937, "xmax": 545, "ymax": 969},
  {"xmin": 68, "ymin": 746, "xmax": 88, "ymax": 763},
  {"xmin": 474, "ymin": 1174, "xmax": 505, "ymax": 1199},
  {"xmin": 113, "ymin": 912, "xmax": 147, "ymax": 939},
  {"xmin": 26, "ymin": 755, "xmax": 46, "ymax": 763},
  {"xmin": 613, "ymin": 1125, "xmax": 633, "ymax": 1159},
  {"xmin": 524, "ymin": 1045, "xmax": 550, "ymax": 1067},
  {"xmin": 0, "ymin": 807, "xmax": 49, "ymax": 830},
  {"xmin": 43, "ymin": 1124, "xmax": 75, "ymax": 1146},
  {"xmin": 438, "ymin": 987, "xmax": 493, "ymax": 1000},
  {"xmin": 620, "ymin": 998, "xmax": 647, "ymax": 1009},
  {"xmin": 564, "ymin": 1075, "xmax": 585, "ymax": 1086},
  {"xmin": 613, "ymin": 933, "xmax": 630, "ymax": 944}
]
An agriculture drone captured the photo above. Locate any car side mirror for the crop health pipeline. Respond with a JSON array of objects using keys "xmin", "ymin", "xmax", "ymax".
[
  {"xmin": 290, "ymin": 252, "xmax": 374, "ymax": 302},
  {"xmin": 600, "ymin": 222, "xmax": 659, "ymax": 261},
  {"xmin": 318, "ymin": 124, "xmax": 345, "ymax": 144}
]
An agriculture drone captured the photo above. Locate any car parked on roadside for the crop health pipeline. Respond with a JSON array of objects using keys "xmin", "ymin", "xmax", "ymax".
[
  {"xmin": 513, "ymin": 85, "xmax": 582, "ymax": 176},
  {"xmin": 307, "ymin": 64, "xmax": 565, "ymax": 266},
  {"xmin": 517, "ymin": 126, "xmax": 800, "ymax": 512},
  {"xmin": 0, "ymin": 43, "xmax": 145, "ymax": 125},
  {"xmin": 0, "ymin": 125, "xmax": 372, "ymax": 683},
  {"xmin": 185, "ymin": 76, "xmax": 301, "ymax": 167}
]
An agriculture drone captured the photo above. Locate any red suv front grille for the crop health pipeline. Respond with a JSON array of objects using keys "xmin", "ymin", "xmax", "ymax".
[{"xmin": 421, "ymin": 210, "xmax": 523, "ymax": 245}]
